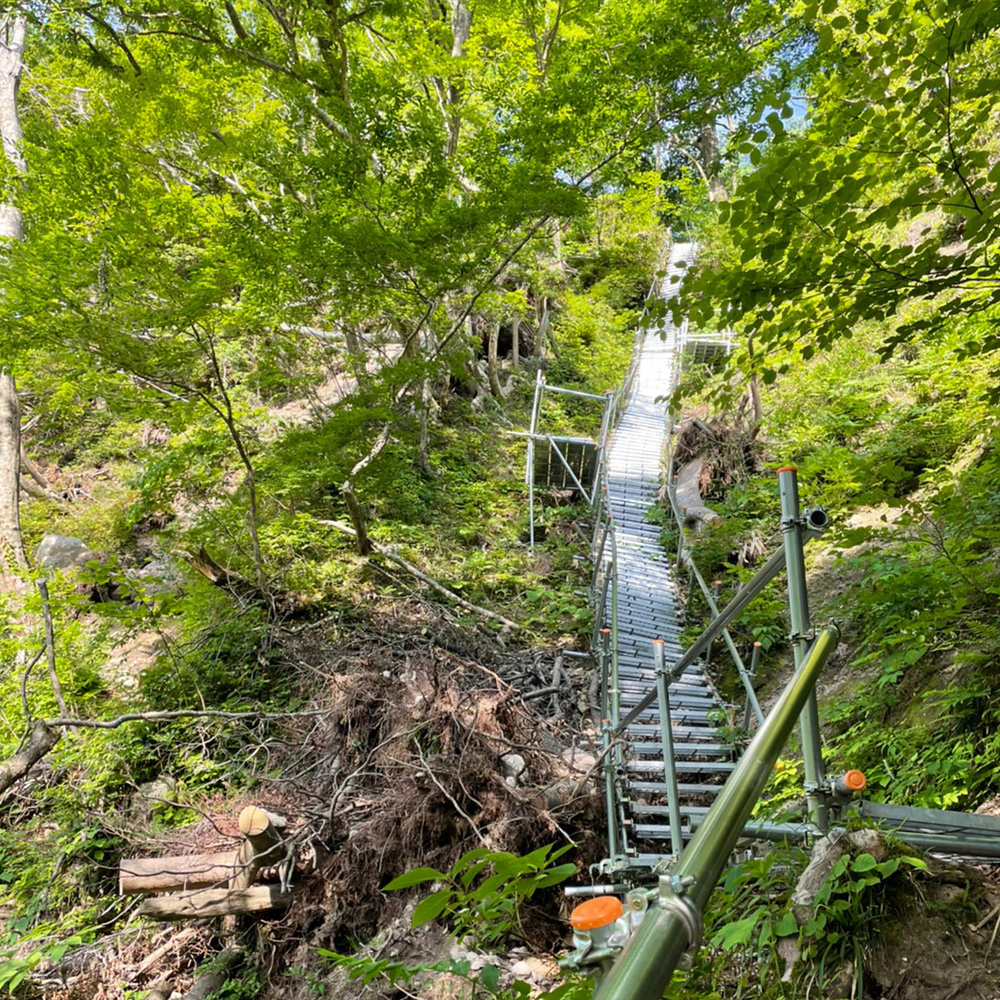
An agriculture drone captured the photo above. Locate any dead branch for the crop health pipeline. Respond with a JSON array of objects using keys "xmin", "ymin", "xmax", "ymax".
[
  {"xmin": 37, "ymin": 580, "xmax": 69, "ymax": 718},
  {"xmin": 0, "ymin": 720, "xmax": 60, "ymax": 795},
  {"xmin": 318, "ymin": 519, "xmax": 521, "ymax": 629},
  {"xmin": 46, "ymin": 708, "xmax": 323, "ymax": 729}
]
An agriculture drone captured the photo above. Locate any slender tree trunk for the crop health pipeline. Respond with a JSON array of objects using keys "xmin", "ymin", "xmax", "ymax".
[
  {"xmin": 0, "ymin": 20, "xmax": 27, "ymax": 581},
  {"xmin": 487, "ymin": 321, "xmax": 503, "ymax": 398},
  {"xmin": 0, "ymin": 371, "xmax": 27, "ymax": 574},
  {"xmin": 696, "ymin": 118, "xmax": 727, "ymax": 202},
  {"xmin": 0, "ymin": 15, "xmax": 26, "ymax": 242},
  {"xmin": 534, "ymin": 297, "xmax": 549, "ymax": 360},
  {"xmin": 344, "ymin": 324, "xmax": 363, "ymax": 356},
  {"xmin": 418, "ymin": 377, "xmax": 433, "ymax": 475},
  {"xmin": 446, "ymin": 2, "xmax": 472, "ymax": 156},
  {"xmin": 511, "ymin": 312, "xmax": 521, "ymax": 368}
]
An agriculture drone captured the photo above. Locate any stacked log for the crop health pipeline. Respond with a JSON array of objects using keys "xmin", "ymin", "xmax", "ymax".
[{"xmin": 122, "ymin": 806, "xmax": 292, "ymax": 921}]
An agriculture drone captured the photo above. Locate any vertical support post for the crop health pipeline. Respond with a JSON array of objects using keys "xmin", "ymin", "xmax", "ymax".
[
  {"xmin": 675, "ymin": 507, "xmax": 687, "ymax": 567},
  {"xmin": 744, "ymin": 641, "xmax": 761, "ymax": 728},
  {"xmin": 778, "ymin": 465, "xmax": 827, "ymax": 831},
  {"xmin": 602, "ymin": 721, "xmax": 619, "ymax": 859},
  {"xmin": 704, "ymin": 579, "xmax": 721, "ymax": 671},
  {"xmin": 527, "ymin": 371, "xmax": 543, "ymax": 552},
  {"xmin": 609, "ymin": 531, "xmax": 620, "ymax": 729},
  {"xmin": 598, "ymin": 628, "xmax": 611, "ymax": 719},
  {"xmin": 653, "ymin": 640, "xmax": 684, "ymax": 859}
]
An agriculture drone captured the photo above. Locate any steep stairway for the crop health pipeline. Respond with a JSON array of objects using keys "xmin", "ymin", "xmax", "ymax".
[{"xmin": 601, "ymin": 242, "xmax": 735, "ymax": 866}]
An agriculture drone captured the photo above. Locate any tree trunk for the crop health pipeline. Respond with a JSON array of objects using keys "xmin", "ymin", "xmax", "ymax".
[
  {"xmin": 0, "ymin": 720, "xmax": 59, "ymax": 795},
  {"xmin": 137, "ymin": 885, "xmax": 291, "ymax": 920},
  {"xmin": 0, "ymin": 20, "xmax": 28, "ymax": 580},
  {"xmin": 232, "ymin": 805, "xmax": 285, "ymax": 890},
  {"xmin": 0, "ymin": 15, "xmax": 26, "ymax": 242},
  {"xmin": 534, "ymin": 297, "xmax": 549, "ymax": 360},
  {"xmin": 446, "ymin": 1, "xmax": 472, "ymax": 156},
  {"xmin": 120, "ymin": 852, "xmax": 241, "ymax": 895},
  {"xmin": 696, "ymin": 118, "xmax": 727, "ymax": 202},
  {"xmin": 0, "ymin": 371, "xmax": 27, "ymax": 574},
  {"xmin": 511, "ymin": 313, "xmax": 521, "ymax": 368},
  {"xmin": 487, "ymin": 321, "xmax": 503, "ymax": 398}
]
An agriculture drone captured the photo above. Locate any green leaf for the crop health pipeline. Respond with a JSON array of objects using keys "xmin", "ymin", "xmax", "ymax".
[
  {"xmin": 384, "ymin": 867, "xmax": 447, "ymax": 891},
  {"xmin": 775, "ymin": 911, "xmax": 799, "ymax": 936},
  {"xmin": 411, "ymin": 890, "xmax": 451, "ymax": 927},
  {"xmin": 851, "ymin": 853, "xmax": 877, "ymax": 873},
  {"xmin": 480, "ymin": 964, "xmax": 501, "ymax": 991}
]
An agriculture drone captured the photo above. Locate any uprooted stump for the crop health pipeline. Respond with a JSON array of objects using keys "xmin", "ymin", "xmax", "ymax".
[{"xmin": 268, "ymin": 650, "xmax": 604, "ymax": 991}]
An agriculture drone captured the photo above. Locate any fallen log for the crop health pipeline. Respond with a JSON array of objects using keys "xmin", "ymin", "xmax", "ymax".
[
  {"xmin": 120, "ymin": 852, "xmax": 240, "ymax": 895},
  {"xmin": 674, "ymin": 457, "xmax": 721, "ymax": 528},
  {"xmin": 181, "ymin": 948, "xmax": 241, "ymax": 1000},
  {"xmin": 137, "ymin": 885, "xmax": 291, "ymax": 921}
]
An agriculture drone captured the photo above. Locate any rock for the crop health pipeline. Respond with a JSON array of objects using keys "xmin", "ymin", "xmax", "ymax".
[
  {"xmin": 510, "ymin": 960, "xmax": 533, "ymax": 979},
  {"xmin": 129, "ymin": 775, "xmax": 177, "ymax": 824},
  {"xmin": 35, "ymin": 534, "xmax": 96, "ymax": 571},
  {"xmin": 524, "ymin": 956, "xmax": 558, "ymax": 980},
  {"xmin": 126, "ymin": 557, "xmax": 185, "ymax": 596},
  {"xmin": 501, "ymin": 753, "xmax": 526, "ymax": 779}
]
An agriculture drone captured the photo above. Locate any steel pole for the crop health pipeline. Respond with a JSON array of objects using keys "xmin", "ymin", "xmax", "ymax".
[
  {"xmin": 596, "ymin": 627, "xmax": 840, "ymax": 1000},
  {"xmin": 778, "ymin": 466, "xmax": 827, "ymax": 831},
  {"xmin": 602, "ymin": 722, "xmax": 619, "ymax": 858},
  {"xmin": 653, "ymin": 640, "xmax": 684, "ymax": 858}
]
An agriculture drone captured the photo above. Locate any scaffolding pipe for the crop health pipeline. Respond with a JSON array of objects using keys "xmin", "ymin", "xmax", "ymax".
[
  {"xmin": 542, "ymin": 384, "xmax": 608, "ymax": 401},
  {"xmin": 546, "ymin": 435, "xmax": 593, "ymax": 504},
  {"xmin": 779, "ymin": 466, "xmax": 828, "ymax": 831},
  {"xmin": 653, "ymin": 640, "xmax": 684, "ymax": 858},
  {"xmin": 601, "ymin": 723, "xmax": 619, "ymax": 859},
  {"xmin": 596, "ymin": 626, "xmax": 840, "ymax": 1000},
  {"xmin": 684, "ymin": 556, "xmax": 764, "ymax": 728}
]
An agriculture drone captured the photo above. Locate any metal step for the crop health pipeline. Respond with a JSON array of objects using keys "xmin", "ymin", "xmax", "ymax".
[
  {"xmin": 628, "ymin": 759, "xmax": 736, "ymax": 775},
  {"xmin": 628, "ymin": 781, "xmax": 725, "ymax": 795}
]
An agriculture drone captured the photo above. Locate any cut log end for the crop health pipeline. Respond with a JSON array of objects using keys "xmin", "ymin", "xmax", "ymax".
[{"xmin": 238, "ymin": 805, "xmax": 271, "ymax": 838}]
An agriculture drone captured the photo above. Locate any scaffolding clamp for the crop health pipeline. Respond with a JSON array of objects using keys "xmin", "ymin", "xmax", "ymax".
[{"xmin": 657, "ymin": 874, "xmax": 702, "ymax": 965}]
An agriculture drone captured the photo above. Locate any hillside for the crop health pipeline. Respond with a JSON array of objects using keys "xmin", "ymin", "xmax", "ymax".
[{"xmin": 3, "ymin": 2, "xmax": 1000, "ymax": 999}]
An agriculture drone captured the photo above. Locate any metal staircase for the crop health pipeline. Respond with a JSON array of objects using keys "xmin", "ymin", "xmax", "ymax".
[{"xmin": 593, "ymin": 243, "xmax": 738, "ymax": 870}]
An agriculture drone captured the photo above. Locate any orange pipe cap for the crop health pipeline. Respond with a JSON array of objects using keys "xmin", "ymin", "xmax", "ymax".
[
  {"xmin": 843, "ymin": 769, "xmax": 867, "ymax": 792},
  {"xmin": 570, "ymin": 895, "xmax": 623, "ymax": 932}
]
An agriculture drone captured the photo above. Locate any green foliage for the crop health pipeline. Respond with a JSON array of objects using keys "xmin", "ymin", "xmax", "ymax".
[
  {"xmin": 691, "ymin": 842, "xmax": 928, "ymax": 996},
  {"xmin": 383, "ymin": 844, "xmax": 577, "ymax": 949}
]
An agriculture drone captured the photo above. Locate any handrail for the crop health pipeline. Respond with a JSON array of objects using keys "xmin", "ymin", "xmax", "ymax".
[{"xmin": 595, "ymin": 626, "xmax": 841, "ymax": 1000}]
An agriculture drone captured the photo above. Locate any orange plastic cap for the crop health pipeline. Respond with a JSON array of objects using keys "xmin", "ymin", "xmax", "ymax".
[
  {"xmin": 776, "ymin": 465, "xmax": 797, "ymax": 473},
  {"xmin": 753, "ymin": 641, "xmax": 762, "ymax": 648},
  {"xmin": 652, "ymin": 638, "xmax": 665, "ymax": 645},
  {"xmin": 843, "ymin": 769, "xmax": 867, "ymax": 792},
  {"xmin": 571, "ymin": 895, "xmax": 623, "ymax": 932}
]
